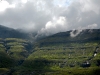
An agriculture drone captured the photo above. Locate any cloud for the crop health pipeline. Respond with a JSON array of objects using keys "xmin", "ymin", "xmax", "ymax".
[
  {"xmin": 87, "ymin": 23, "xmax": 98, "ymax": 29},
  {"xmin": 70, "ymin": 29, "xmax": 83, "ymax": 37},
  {"xmin": 0, "ymin": 0, "xmax": 15, "ymax": 11},
  {"xmin": 37, "ymin": 16, "xmax": 68, "ymax": 36},
  {"xmin": 0, "ymin": 0, "xmax": 100, "ymax": 36},
  {"xmin": 0, "ymin": 0, "xmax": 52, "ymax": 31},
  {"xmin": 70, "ymin": 23, "xmax": 98, "ymax": 37}
]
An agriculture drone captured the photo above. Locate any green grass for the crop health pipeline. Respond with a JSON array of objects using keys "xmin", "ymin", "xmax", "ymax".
[{"xmin": 0, "ymin": 38, "xmax": 100, "ymax": 75}]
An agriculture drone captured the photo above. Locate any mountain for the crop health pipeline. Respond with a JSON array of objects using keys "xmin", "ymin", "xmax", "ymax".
[
  {"xmin": 36, "ymin": 29, "xmax": 100, "ymax": 46},
  {"xmin": 0, "ymin": 25, "xmax": 100, "ymax": 75},
  {"xmin": 22, "ymin": 29, "xmax": 100, "ymax": 75},
  {"xmin": 1, "ymin": 25, "xmax": 99, "ymax": 43},
  {"xmin": 0, "ymin": 25, "xmax": 30, "ymax": 39}
]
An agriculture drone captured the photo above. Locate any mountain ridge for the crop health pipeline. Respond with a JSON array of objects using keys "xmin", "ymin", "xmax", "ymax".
[
  {"xmin": 0, "ymin": 25, "xmax": 33, "ymax": 39},
  {"xmin": 0, "ymin": 25, "xmax": 100, "ymax": 43},
  {"xmin": 36, "ymin": 29, "xmax": 100, "ymax": 47},
  {"xmin": 0, "ymin": 25, "xmax": 100, "ymax": 74}
]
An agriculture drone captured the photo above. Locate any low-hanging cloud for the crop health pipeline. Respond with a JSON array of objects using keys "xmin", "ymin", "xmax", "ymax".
[
  {"xmin": 70, "ymin": 29, "xmax": 83, "ymax": 37},
  {"xmin": 0, "ymin": 0, "xmax": 100, "ymax": 36},
  {"xmin": 70, "ymin": 23, "xmax": 98, "ymax": 37}
]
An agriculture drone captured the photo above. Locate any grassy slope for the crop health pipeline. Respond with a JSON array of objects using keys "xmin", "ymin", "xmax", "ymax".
[
  {"xmin": 21, "ymin": 29, "xmax": 100, "ymax": 74},
  {"xmin": 0, "ymin": 38, "xmax": 32, "ymax": 74},
  {"xmin": 0, "ymin": 29, "xmax": 100, "ymax": 74}
]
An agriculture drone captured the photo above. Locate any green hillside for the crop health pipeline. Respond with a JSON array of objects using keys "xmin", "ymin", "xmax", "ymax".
[
  {"xmin": 0, "ymin": 29, "xmax": 100, "ymax": 75},
  {"xmin": 23, "ymin": 29, "xmax": 100, "ymax": 75},
  {"xmin": 0, "ymin": 38, "xmax": 33, "ymax": 74},
  {"xmin": 36, "ymin": 29, "xmax": 100, "ymax": 47}
]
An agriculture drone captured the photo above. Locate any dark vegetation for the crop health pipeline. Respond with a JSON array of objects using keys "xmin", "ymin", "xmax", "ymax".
[
  {"xmin": 0, "ymin": 25, "xmax": 100, "ymax": 75},
  {"xmin": 0, "ymin": 25, "xmax": 31, "ymax": 39}
]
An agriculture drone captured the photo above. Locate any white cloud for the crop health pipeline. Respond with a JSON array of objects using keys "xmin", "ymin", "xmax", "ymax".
[
  {"xmin": 21, "ymin": 0, "xmax": 27, "ymax": 4},
  {"xmin": 70, "ymin": 23, "xmax": 98, "ymax": 37},
  {"xmin": 79, "ymin": 0, "xmax": 100, "ymax": 14},
  {"xmin": 87, "ymin": 23, "xmax": 98, "ymax": 29},
  {"xmin": 37, "ymin": 16, "xmax": 68, "ymax": 36},
  {"xmin": 70, "ymin": 29, "xmax": 83, "ymax": 37},
  {"xmin": 0, "ymin": 0, "xmax": 100, "ymax": 36},
  {"xmin": 0, "ymin": 0, "xmax": 15, "ymax": 12}
]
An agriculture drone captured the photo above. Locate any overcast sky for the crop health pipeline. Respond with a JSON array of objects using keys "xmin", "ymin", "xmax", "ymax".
[{"xmin": 0, "ymin": 0, "xmax": 100, "ymax": 35}]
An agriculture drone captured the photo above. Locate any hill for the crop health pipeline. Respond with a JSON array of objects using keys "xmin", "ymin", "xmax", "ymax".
[
  {"xmin": 0, "ymin": 25, "xmax": 100, "ymax": 75},
  {"xmin": 36, "ymin": 29, "xmax": 100, "ymax": 46},
  {"xmin": 22, "ymin": 29, "xmax": 100, "ymax": 74},
  {"xmin": 0, "ymin": 25, "xmax": 30, "ymax": 39}
]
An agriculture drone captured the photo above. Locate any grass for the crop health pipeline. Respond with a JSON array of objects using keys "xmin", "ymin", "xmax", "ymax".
[
  {"xmin": 0, "ymin": 38, "xmax": 100, "ymax": 75},
  {"xmin": 10, "ymin": 67, "xmax": 100, "ymax": 75}
]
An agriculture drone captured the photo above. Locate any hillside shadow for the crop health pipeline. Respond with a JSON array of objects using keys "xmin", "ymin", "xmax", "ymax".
[{"xmin": 20, "ymin": 58, "xmax": 52, "ymax": 74}]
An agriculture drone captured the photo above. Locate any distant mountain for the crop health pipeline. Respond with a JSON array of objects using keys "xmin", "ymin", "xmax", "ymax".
[
  {"xmin": 36, "ymin": 29, "xmax": 100, "ymax": 46},
  {"xmin": 0, "ymin": 25, "xmax": 32, "ymax": 39}
]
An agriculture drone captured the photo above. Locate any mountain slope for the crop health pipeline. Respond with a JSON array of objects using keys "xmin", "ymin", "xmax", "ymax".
[
  {"xmin": 36, "ymin": 29, "xmax": 100, "ymax": 46},
  {"xmin": 0, "ymin": 25, "xmax": 29, "ymax": 39},
  {"xmin": 22, "ymin": 29, "xmax": 100, "ymax": 75},
  {"xmin": 0, "ymin": 25, "xmax": 100, "ymax": 74}
]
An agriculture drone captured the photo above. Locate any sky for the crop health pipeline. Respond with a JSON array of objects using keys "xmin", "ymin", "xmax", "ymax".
[{"xmin": 0, "ymin": 0, "xmax": 100, "ymax": 36}]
